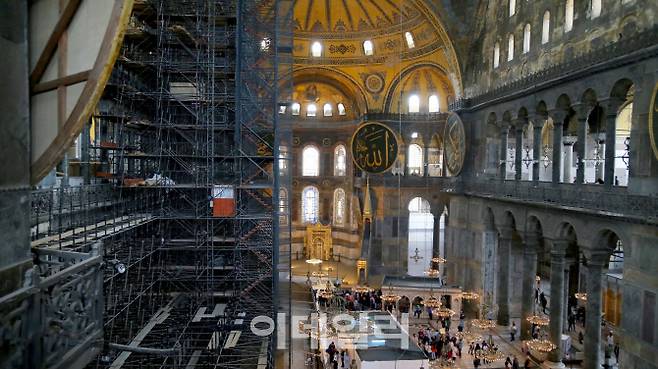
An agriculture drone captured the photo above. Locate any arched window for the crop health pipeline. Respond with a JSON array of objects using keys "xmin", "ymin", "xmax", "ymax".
[
  {"xmin": 279, "ymin": 188, "xmax": 288, "ymax": 225},
  {"xmin": 363, "ymin": 40, "xmax": 374, "ymax": 55},
  {"xmin": 301, "ymin": 186, "xmax": 319, "ymax": 223},
  {"xmin": 302, "ymin": 146, "xmax": 320, "ymax": 176},
  {"xmin": 408, "ymin": 94, "xmax": 420, "ymax": 113},
  {"xmin": 334, "ymin": 145, "xmax": 346, "ymax": 176},
  {"xmin": 333, "ymin": 188, "xmax": 346, "ymax": 226},
  {"xmin": 407, "ymin": 197, "xmax": 433, "ymax": 276},
  {"xmin": 311, "ymin": 41, "xmax": 322, "ymax": 57},
  {"xmin": 405, "ymin": 32, "xmax": 415, "ymax": 49},
  {"xmin": 428, "ymin": 95, "xmax": 440, "ymax": 113},
  {"xmin": 565, "ymin": 0, "xmax": 574, "ymax": 32},
  {"xmin": 323, "ymin": 103, "xmax": 332, "ymax": 117},
  {"xmin": 523, "ymin": 24, "xmax": 531, "ymax": 53},
  {"xmin": 509, "ymin": 0, "xmax": 516, "ymax": 17},
  {"xmin": 306, "ymin": 103, "xmax": 317, "ymax": 117},
  {"xmin": 493, "ymin": 42, "xmax": 500, "ymax": 68},
  {"xmin": 592, "ymin": 0, "xmax": 602, "ymax": 18},
  {"xmin": 337, "ymin": 103, "xmax": 346, "ymax": 116},
  {"xmin": 608, "ymin": 239, "xmax": 624, "ymax": 271},
  {"xmin": 507, "ymin": 34, "xmax": 514, "ymax": 61},
  {"xmin": 291, "ymin": 102, "xmax": 300, "ymax": 115},
  {"xmin": 408, "ymin": 143, "xmax": 423, "ymax": 176},
  {"xmin": 542, "ymin": 11, "xmax": 551, "ymax": 44}
]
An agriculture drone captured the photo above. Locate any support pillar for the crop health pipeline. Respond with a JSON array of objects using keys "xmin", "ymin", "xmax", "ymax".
[
  {"xmin": 499, "ymin": 124, "xmax": 509, "ymax": 180},
  {"xmin": 563, "ymin": 139, "xmax": 576, "ymax": 183},
  {"xmin": 603, "ymin": 99, "xmax": 621, "ymax": 187},
  {"xmin": 521, "ymin": 233, "xmax": 539, "ymax": 340},
  {"xmin": 514, "ymin": 122, "xmax": 525, "ymax": 181},
  {"xmin": 549, "ymin": 110, "xmax": 566, "ymax": 184},
  {"xmin": 583, "ymin": 252, "xmax": 608, "ymax": 369},
  {"xmin": 432, "ymin": 213, "xmax": 441, "ymax": 258},
  {"xmin": 532, "ymin": 116, "xmax": 545, "ymax": 185},
  {"xmin": 575, "ymin": 106, "xmax": 589, "ymax": 185},
  {"xmin": 547, "ymin": 240, "xmax": 568, "ymax": 365},
  {"xmin": 497, "ymin": 227, "xmax": 514, "ymax": 326}
]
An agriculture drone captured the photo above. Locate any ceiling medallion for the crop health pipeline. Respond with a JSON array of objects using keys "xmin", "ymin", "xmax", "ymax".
[
  {"xmin": 365, "ymin": 74, "xmax": 385, "ymax": 94},
  {"xmin": 443, "ymin": 112, "xmax": 466, "ymax": 176}
]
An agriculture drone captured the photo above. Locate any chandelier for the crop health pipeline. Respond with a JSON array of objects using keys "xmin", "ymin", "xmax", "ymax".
[
  {"xmin": 475, "ymin": 348, "xmax": 506, "ymax": 362},
  {"xmin": 319, "ymin": 289, "xmax": 334, "ymax": 299},
  {"xmin": 526, "ymin": 314, "xmax": 550, "ymax": 326},
  {"xmin": 431, "ymin": 256, "xmax": 447, "ymax": 264},
  {"xmin": 526, "ymin": 338, "xmax": 557, "ymax": 353},
  {"xmin": 312, "ymin": 271, "xmax": 328, "ymax": 278},
  {"xmin": 353, "ymin": 285, "xmax": 372, "ymax": 294},
  {"xmin": 424, "ymin": 296, "xmax": 442, "ymax": 308},
  {"xmin": 575, "ymin": 292, "xmax": 588, "ymax": 301},
  {"xmin": 306, "ymin": 258, "xmax": 322, "ymax": 265},
  {"xmin": 461, "ymin": 291, "xmax": 479, "ymax": 300},
  {"xmin": 424, "ymin": 268, "xmax": 441, "ymax": 278},
  {"xmin": 471, "ymin": 319, "xmax": 497, "ymax": 330},
  {"xmin": 381, "ymin": 284, "xmax": 400, "ymax": 304},
  {"xmin": 456, "ymin": 331, "xmax": 482, "ymax": 343},
  {"xmin": 433, "ymin": 307, "xmax": 456, "ymax": 318}
]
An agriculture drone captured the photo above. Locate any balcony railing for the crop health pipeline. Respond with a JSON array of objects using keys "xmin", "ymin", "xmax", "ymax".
[{"xmin": 0, "ymin": 244, "xmax": 104, "ymax": 369}]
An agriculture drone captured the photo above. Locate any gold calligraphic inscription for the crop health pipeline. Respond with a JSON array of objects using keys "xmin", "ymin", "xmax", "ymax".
[
  {"xmin": 444, "ymin": 112, "xmax": 466, "ymax": 176},
  {"xmin": 650, "ymin": 82, "xmax": 658, "ymax": 161},
  {"xmin": 350, "ymin": 122, "xmax": 398, "ymax": 174}
]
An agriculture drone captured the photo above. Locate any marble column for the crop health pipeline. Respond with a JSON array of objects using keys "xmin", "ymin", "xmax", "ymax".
[
  {"xmin": 532, "ymin": 116, "xmax": 545, "ymax": 185},
  {"xmin": 521, "ymin": 234, "xmax": 539, "ymax": 340},
  {"xmin": 497, "ymin": 227, "xmax": 513, "ymax": 326},
  {"xmin": 432, "ymin": 213, "xmax": 441, "ymax": 258},
  {"xmin": 583, "ymin": 253, "xmax": 607, "ymax": 369},
  {"xmin": 575, "ymin": 106, "xmax": 589, "ymax": 185},
  {"xmin": 515, "ymin": 123, "xmax": 524, "ymax": 181},
  {"xmin": 562, "ymin": 138, "xmax": 576, "ymax": 183},
  {"xmin": 549, "ymin": 110, "xmax": 566, "ymax": 184},
  {"xmin": 548, "ymin": 240, "xmax": 569, "ymax": 364},
  {"xmin": 604, "ymin": 99, "xmax": 621, "ymax": 187},
  {"xmin": 500, "ymin": 125, "xmax": 509, "ymax": 180}
]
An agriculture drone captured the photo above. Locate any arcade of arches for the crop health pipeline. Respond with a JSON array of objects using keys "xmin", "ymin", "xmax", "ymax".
[{"xmin": 286, "ymin": 1, "xmax": 658, "ymax": 369}]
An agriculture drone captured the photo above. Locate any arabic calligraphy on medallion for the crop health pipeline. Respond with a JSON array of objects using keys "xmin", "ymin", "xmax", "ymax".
[
  {"xmin": 650, "ymin": 82, "xmax": 658, "ymax": 161},
  {"xmin": 443, "ymin": 112, "xmax": 466, "ymax": 176},
  {"xmin": 351, "ymin": 122, "xmax": 398, "ymax": 174}
]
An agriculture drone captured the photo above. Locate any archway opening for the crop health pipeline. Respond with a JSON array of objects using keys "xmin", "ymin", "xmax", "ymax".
[{"xmin": 407, "ymin": 197, "xmax": 434, "ymax": 276}]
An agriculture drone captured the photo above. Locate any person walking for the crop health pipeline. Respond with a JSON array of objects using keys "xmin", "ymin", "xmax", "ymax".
[
  {"xmin": 505, "ymin": 356, "xmax": 512, "ymax": 368},
  {"xmin": 568, "ymin": 312, "xmax": 576, "ymax": 332},
  {"xmin": 523, "ymin": 356, "xmax": 531, "ymax": 369},
  {"xmin": 510, "ymin": 322, "xmax": 517, "ymax": 341}
]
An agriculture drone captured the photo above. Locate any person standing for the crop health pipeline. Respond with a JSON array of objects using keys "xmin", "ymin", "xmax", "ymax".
[
  {"xmin": 512, "ymin": 356, "xmax": 520, "ymax": 369},
  {"xmin": 540, "ymin": 291, "xmax": 547, "ymax": 314},
  {"xmin": 568, "ymin": 312, "xmax": 576, "ymax": 332},
  {"xmin": 523, "ymin": 356, "xmax": 531, "ymax": 369},
  {"xmin": 510, "ymin": 322, "xmax": 517, "ymax": 341}
]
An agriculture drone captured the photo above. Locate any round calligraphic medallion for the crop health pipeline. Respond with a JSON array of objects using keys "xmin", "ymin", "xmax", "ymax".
[
  {"xmin": 649, "ymin": 82, "xmax": 658, "ymax": 161},
  {"xmin": 365, "ymin": 74, "xmax": 384, "ymax": 93},
  {"xmin": 350, "ymin": 122, "xmax": 399, "ymax": 174},
  {"xmin": 443, "ymin": 112, "xmax": 466, "ymax": 176}
]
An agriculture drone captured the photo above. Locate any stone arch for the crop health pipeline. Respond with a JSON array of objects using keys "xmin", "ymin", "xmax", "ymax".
[
  {"xmin": 383, "ymin": 63, "xmax": 455, "ymax": 113},
  {"xmin": 291, "ymin": 67, "xmax": 369, "ymax": 115}
]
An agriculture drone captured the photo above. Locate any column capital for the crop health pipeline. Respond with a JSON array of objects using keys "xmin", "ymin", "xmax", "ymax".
[
  {"xmin": 601, "ymin": 97, "xmax": 624, "ymax": 113},
  {"xmin": 497, "ymin": 226, "xmax": 516, "ymax": 240},
  {"xmin": 571, "ymin": 102, "xmax": 594, "ymax": 120},
  {"xmin": 582, "ymin": 249, "xmax": 610, "ymax": 268},
  {"xmin": 547, "ymin": 108, "xmax": 568, "ymax": 125},
  {"xmin": 530, "ymin": 113, "xmax": 548, "ymax": 128},
  {"xmin": 547, "ymin": 238, "xmax": 569, "ymax": 255}
]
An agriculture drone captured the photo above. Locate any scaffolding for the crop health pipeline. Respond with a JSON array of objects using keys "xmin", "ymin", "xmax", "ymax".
[{"xmin": 77, "ymin": 0, "xmax": 293, "ymax": 368}]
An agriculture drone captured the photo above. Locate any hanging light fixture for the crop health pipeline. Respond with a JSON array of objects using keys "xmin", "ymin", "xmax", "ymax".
[
  {"xmin": 433, "ymin": 307, "xmax": 456, "ymax": 318},
  {"xmin": 575, "ymin": 292, "xmax": 588, "ymax": 301},
  {"xmin": 306, "ymin": 258, "xmax": 322, "ymax": 265},
  {"xmin": 424, "ymin": 268, "xmax": 441, "ymax": 278},
  {"xmin": 381, "ymin": 283, "xmax": 400, "ymax": 304},
  {"xmin": 461, "ymin": 291, "xmax": 480, "ymax": 300},
  {"xmin": 471, "ymin": 318, "xmax": 497, "ymax": 330},
  {"xmin": 353, "ymin": 285, "xmax": 372, "ymax": 294},
  {"xmin": 319, "ymin": 289, "xmax": 334, "ymax": 299},
  {"xmin": 476, "ymin": 348, "xmax": 507, "ymax": 363},
  {"xmin": 526, "ymin": 314, "xmax": 550, "ymax": 326},
  {"xmin": 456, "ymin": 331, "xmax": 482, "ymax": 343},
  {"xmin": 526, "ymin": 338, "xmax": 557, "ymax": 353},
  {"xmin": 431, "ymin": 256, "xmax": 447, "ymax": 264}
]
